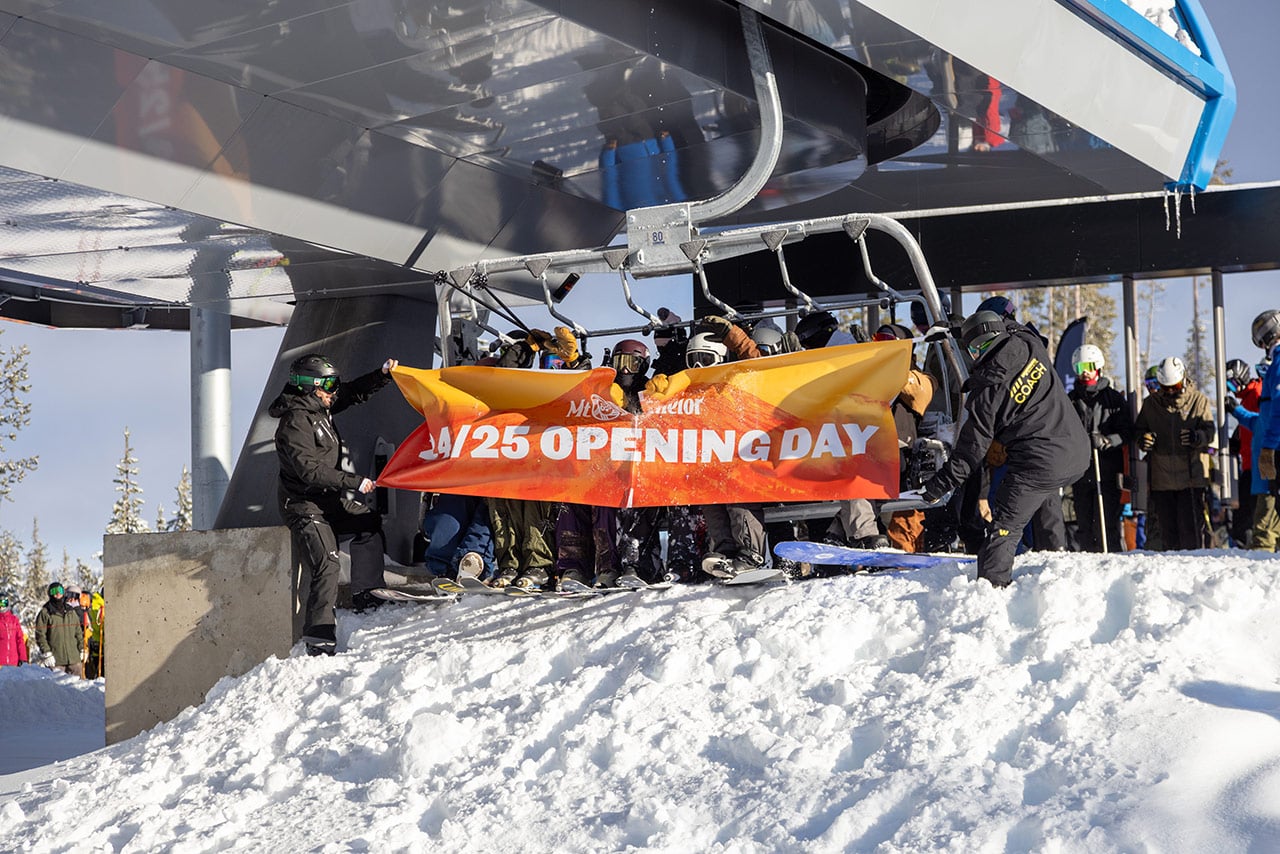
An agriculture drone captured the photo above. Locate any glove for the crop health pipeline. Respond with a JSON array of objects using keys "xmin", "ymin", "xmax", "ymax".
[
  {"xmin": 698, "ymin": 315, "xmax": 735, "ymax": 342},
  {"xmin": 549, "ymin": 326, "xmax": 580, "ymax": 365},
  {"xmin": 644, "ymin": 372, "xmax": 690, "ymax": 400},
  {"xmin": 525, "ymin": 328, "xmax": 555, "ymax": 351},
  {"xmin": 358, "ymin": 477, "xmax": 376, "ymax": 494},
  {"xmin": 922, "ymin": 324, "xmax": 952, "ymax": 343},
  {"xmin": 1139, "ymin": 432, "xmax": 1156, "ymax": 452},
  {"xmin": 1260, "ymin": 447, "xmax": 1277, "ymax": 481},
  {"xmin": 1179, "ymin": 428, "xmax": 1199, "ymax": 448},
  {"xmin": 1225, "ymin": 395, "xmax": 1239, "ymax": 411},
  {"xmin": 382, "ymin": 358, "xmax": 398, "ymax": 374},
  {"xmin": 899, "ymin": 487, "xmax": 940, "ymax": 504},
  {"xmin": 1091, "ymin": 432, "xmax": 1109, "ymax": 450},
  {"xmin": 41, "ymin": 653, "xmax": 55, "ymax": 668},
  {"xmin": 977, "ymin": 498, "xmax": 992, "ymax": 522}
]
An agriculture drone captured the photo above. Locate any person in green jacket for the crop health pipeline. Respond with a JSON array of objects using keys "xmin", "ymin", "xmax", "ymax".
[{"xmin": 33, "ymin": 581, "xmax": 84, "ymax": 676}]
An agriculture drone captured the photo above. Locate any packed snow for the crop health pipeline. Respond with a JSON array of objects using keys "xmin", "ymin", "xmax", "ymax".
[{"xmin": 4, "ymin": 550, "xmax": 1280, "ymax": 852}]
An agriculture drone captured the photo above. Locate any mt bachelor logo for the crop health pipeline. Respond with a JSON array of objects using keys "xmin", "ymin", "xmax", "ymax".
[{"xmin": 567, "ymin": 394, "xmax": 628, "ymax": 421}]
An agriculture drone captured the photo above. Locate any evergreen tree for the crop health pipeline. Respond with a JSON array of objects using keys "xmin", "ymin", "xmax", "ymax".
[
  {"xmin": 998, "ymin": 284, "xmax": 1119, "ymax": 367},
  {"xmin": 1139, "ymin": 279, "xmax": 1168, "ymax": 372},
  {"xmin": 169, "ymin": 465, "xmax": 193, "ymax": 532},
  {"xmin": 106, "ymin": 427, "xmax": 149, "ymax": 535},
  {"xmin": 1183, "ymin": 276, "xmax": 1213, "ymax": 391},
  {"xmin": 0, "ymin": 330, "xmax": 37, "ymax": 502},
  {"xmin": 75, "ymin": 558, "xmax": 100, "ymax": 592},
  {"xmin": 0, "ymin": 527, "xmax": 20, "ymax": 600},
  {"xmin": 25, "ymin": 518, "xmax": 48, "ymax": 595},
  {"xmin": 155, "ymin": 503, "xmax": 167, "ymax": 533}
]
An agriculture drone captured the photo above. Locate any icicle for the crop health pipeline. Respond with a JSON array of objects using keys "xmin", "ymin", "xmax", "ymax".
[
  {"xmin": 1189, "ymin": 183, "xmax": 1196, "ymax": 215},
  {"xmin": 1163, "ymin": 188, "xmax": 1171, "ymax": 233},
  {"xmin": 1173, "ymin": 187, "xmax": 1182, "ymax": 240}
]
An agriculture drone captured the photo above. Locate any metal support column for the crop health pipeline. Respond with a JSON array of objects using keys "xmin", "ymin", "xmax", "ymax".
[
  {"xmin": 190, "ymin": 305, "xmax": 232, "ymax": 530},
  {"xmin": 1122, "ymin": 275, "xmax": 1140, "ymax": 420},
  {"xmin": 1211, "ymin": 269, "xmax": 1234, "ymax": 505}
]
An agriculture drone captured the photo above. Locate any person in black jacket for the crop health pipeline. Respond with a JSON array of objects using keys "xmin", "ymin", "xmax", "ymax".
[
  {"xmin": 1068, "ymin": 344, "xmax": 1134, "ymax": 552},
  {"xmin": 271, "ymin": 352, "xmax": 397, "ymax": 656},
  {"xmin": 906, "ymin": 311, "xmax": 1090, "ymax": 587}
]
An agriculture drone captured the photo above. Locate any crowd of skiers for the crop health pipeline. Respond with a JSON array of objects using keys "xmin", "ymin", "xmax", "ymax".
[
  {"xmin": 0, "ymin": 582, "xmax": 105, "ymax": 678},
  {"xmin": 275, "ymin": 300, "xmax": 1280, "ymax": 653}
]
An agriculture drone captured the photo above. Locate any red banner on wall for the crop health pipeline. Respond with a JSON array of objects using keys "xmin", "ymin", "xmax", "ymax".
[{"xmin": 378, "ymin": 340, "xmax": 912, "ymax": 507}]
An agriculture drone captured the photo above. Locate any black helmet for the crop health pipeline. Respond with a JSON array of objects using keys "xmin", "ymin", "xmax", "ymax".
[
  {"xmin": 959, "ymin": 310, "xmax": 1008, "ymax": 361},
  {"xmin": 1252, "ymin": 310, "xmax": 1280, "ymax": 350},
  {"xmin": 750, "ymin": 326, "xmax": 795, "ymax": 356},
  {"xmin": 610, "ymin": 339, "xmax": 650, "ymax": 376},
  {"xmin": 976, "ymin": 295, "xmax": 1016, "ymax": 320},
  {"xmin": 910, "ymin": 292, "xmax": 952, "ymax": 329},
  {"xmin": 48, "ymin": 581, "xmax": 65, "ymax": 597},
  {"xmin": 794, "ymin": 311, "xmax": 838, "ymax": 350},
  {"xmin": 1225, "ymin": 358, "xmax": 1252, "ymax": 390},
  {"xmin": 288, "ymin": 353, "xmax": 340, "ymax": 394}
]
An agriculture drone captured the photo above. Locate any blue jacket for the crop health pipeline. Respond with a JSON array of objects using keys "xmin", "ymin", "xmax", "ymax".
[{"xmin": 1230, "ymin": 405, "xmax": 1269, "ymax": 495}]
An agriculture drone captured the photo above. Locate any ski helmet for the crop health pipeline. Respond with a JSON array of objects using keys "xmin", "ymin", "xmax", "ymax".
[
  {"xmin": 794, "ymin": 311, "xmax": 838, "ymax": 350},
  {"xmin": 609, "ymin": 339, "xmax": 650, "ymax": 376},
  {"xmin": 1225, "ymin": 358, "xmax": 1252, "ymax": 392},
  {"xmin": 872, "ymin": 323, "xmax": 913, "ymax": 342},
  {"xmin": 1156, "ymin": 356, "xmax": 1186, "ymax": 387},
  {"xmin": 1071, "ymin": 344, "xmax": 1105, "ymax": 374},
  {"xmin": 685, "ymin": 332, "xmax": 728, "ymax": 368},
  {"xmin": 910, "ymin": 292, "xmax": 952, "ymax": 330},
  {"xmin": 1251, "ymin": 310, "xmax": 1280, "ymax": 350},
  {"xmin": 959, "ymin": 310, "xmax": 1008, "ymax": 362},
  {"xmin": 1143, "ymin": 365, "xmax": 1160, "ymax": 393},
  {"xmin": 976, "ymin": 295, "xmax": 1016, "ymax": 320},
  {"xmin": 750, "ymin": 326, "xmax": 795, "ymax": 356},
  {"xmin": 288, "ymin": 353, "xmax": 340, "ymax": 393}
]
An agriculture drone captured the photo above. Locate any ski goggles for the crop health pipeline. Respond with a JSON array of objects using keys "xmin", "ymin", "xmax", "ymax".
[
  {"xmin": 1143, "ymin": 376, "xmax": 1160, "ymax": 393},
  {"xmin": 610, "ymin": 353, "xmax": 645, "ymax": 375},
  {"xmin": 290, "ymin": 373, "xmax": 340, "ymax": 393},
  {"xmin": 538, "ymin": 352, "xmax": 565, "ymax": 370},
  {"xmin": 966, "ymin": 338, "xmax": 996, "ymax": 361},
  {"xmin": 686, "ymin": 350, "xmax": 721, "ymax": 369},
  {"xmin": 49, "ymin": 584, "xmax": 64, "ymax": 597},
  {"xmin": 1073, "ymin": 361, "xmax": 1101, "ymax": 376},
  {"xmin": 0, "ymin": 596, "xmax": 8, "ymax": 608}
]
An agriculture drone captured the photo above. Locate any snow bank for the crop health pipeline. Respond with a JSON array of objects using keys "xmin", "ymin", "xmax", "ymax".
[{"xmin": 4, "ymin": 551, "xmax": 1280, "ymax": 852}]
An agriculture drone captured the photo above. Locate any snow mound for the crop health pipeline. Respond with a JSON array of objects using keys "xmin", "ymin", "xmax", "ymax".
[{"xmin": 5, "ymin": 551, "xmax": 1280, "ymax": 852}]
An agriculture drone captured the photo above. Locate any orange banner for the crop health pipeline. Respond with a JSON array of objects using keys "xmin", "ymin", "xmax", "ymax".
[{"xmin": 379, "ymin": 340, "xmax": 912, "ymax": 507}]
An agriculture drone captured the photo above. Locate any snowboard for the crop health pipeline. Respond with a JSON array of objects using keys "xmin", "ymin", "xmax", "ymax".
[
  {"xmin": 721, "ymin": 567, "xmax": 788, "ymax": 586},
  {"xmin": 773, "ymin": 541, "xmax": 976, "ymax": 571},
  {"xmin": 370, "ymin": 586, "xmax": 457, "ymax": 604}
]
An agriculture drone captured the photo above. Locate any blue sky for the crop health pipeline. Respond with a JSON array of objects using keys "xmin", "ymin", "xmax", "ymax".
[{"xmin": 2, "ymin": 0, "xmax": 1277, "ymax": 565}]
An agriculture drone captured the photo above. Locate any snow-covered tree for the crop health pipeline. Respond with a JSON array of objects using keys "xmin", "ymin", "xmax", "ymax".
[
  {"xmin": 0, "ymin": 331, "xmax": 37, "ymax": 502},
  {"xmin": 997, "ymin": 284, "xmax": 1118, "ymax": 366},
  {"xmin": 75, "ymin": 558, "xmax": 100, "ymax": 593},
  {"xmin": 106, "ymin": 428, "xmax": 149, "ymax": 535},
  {"xmin": 0, "ymin": 527, "xmax": 20, "ymax": 600},
  {"xmin": 1183, "ymin": 277, "xmax": 1213, "ymax": 392},
  {"xmin": 155, "ymin": 503, "xmax": 167, "ymax": 533},
  {"xmin": 168, "ymin": 465, "xmax": 193, "ymax": 532}
]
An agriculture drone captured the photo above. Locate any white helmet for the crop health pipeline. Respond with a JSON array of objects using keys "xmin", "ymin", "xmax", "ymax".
[
  {"xmin": 685, "ymin": 332, "xmax": 728, "ymax": 369},
  {"xmin": 1071, "ymin": 344, "xmax": 1105, "ymax": 375},
  {"xmin": 1156, "ymin": 356, "xmax": 1186, "ymax": 386}
]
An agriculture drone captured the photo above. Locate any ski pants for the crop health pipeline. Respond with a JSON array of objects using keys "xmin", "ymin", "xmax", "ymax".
[
  {"xmin": 826, "ymin": 499, "xmax": 879, "ymax": 543},
  {"xmin": 666, "ymin": 505, "xmax": 706, "ymax": 575},
  {"xmin": 555, "ymin": 504, "xmax": 619, "ymax": 582},
  {"xmin": 421, "ymin": 494, "xmax": 495, "ymax": 579},
  {"xmin": 1232, "ymin": 468, "xmax": 1257, "ymax": 547},
  {"xmin": 1253, "ymin": 492, "xmax": 1280, "ymax": 551},
  {"xmin": 701, "ymin": 503, "xmax": 766, "ymax": 565},
  {"xmin": 489, "ymin": 498, "xmax": 556, "ymax": 575},
  {"xmin": 288, "ymin": 502, "xmax": 385, "ymax": 634},
  {"xmin": 618, "ymin": 506, "xmax": 667, "ymax": 582},
  {"xmin": 1072, "ymin": 479, "xmax": 1123, "ymax": 553},
  {"xmin": 980, "ymin": 472, "xmax": 1069, "ymax": 587},
  {"xmin": 1149, "ymin": 488, "xmax": 1210, "ymax": 551}
]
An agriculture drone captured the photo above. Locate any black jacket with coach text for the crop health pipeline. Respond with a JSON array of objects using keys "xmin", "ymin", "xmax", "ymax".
[
  {"xmin": 269, "ymin": 368, "xmax": 390, "ymax": 518},
  {"xmin": 928, "ymin": 323, "xmax": 1090, "ymax": 497}
]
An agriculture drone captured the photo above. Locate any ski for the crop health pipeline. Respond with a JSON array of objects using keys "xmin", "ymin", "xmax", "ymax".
[
  {"xmin": 773, "ymin": 541, "xmax": 976, "ymax": 572},
  {"xmin": 721, "ymin": 567, "xmax": 788, "ymax": 586}
]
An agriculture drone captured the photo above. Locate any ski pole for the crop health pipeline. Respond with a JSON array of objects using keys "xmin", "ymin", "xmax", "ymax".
[{"xmin": 1093, "ymin": 445, "xmax": 1109, "ymax": 552}]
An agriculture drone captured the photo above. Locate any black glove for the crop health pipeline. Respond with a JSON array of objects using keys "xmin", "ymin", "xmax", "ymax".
[
  {"xmin": 1139, "ymin": 432, "xmax": 1156, "ymax": 452},
  {"xmin": 1179, "ymin": 428, "xmax": 1198, "ymax": 448},
  {"xmin": 1225, "ymin": 395, "xmax": 1239, "ymax": 410},
  {"xmin": 1091, "ymin": 432, "xmax": 1109, "ymax": 450}
]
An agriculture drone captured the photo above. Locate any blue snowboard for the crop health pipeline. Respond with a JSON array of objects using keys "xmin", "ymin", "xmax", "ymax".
[{"xmin": 774, "ymin": 541, "xmax": 975, "ymax": 571}]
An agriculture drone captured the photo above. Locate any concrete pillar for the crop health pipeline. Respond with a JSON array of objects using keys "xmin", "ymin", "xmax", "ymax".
[{"xmin": 103, "ymin": 528, "xmax": 293, "ymax": 745}]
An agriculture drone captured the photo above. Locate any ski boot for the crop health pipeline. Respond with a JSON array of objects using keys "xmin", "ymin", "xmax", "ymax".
[
  {"xmin": 490, "ymin": 569, "xmax": 518, "ymax": 588},
  {"xmin": 558, "ymin": 568, "xmax": 590, "ymax": 593},
  {"xmin": 593, "ymin": 569, "xmax": 621, "ymax": 589},
  {"xmin": 350, "ymin": 589, "xmax": 384, "ymax": 614},
  {"xmin": 511, "ymin": 567, "xmax": 550, "ymax": 592},
  {"xmin": 458, "ymin": 551, "xmax": 485, "ymax": 579},
  {"xmin": 302, "ymin": 625, "xmax": 336, "ymax": 657},
  {"xmin": 700, "ymin": 552, "xmax": 735, "ymax": 579}
]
